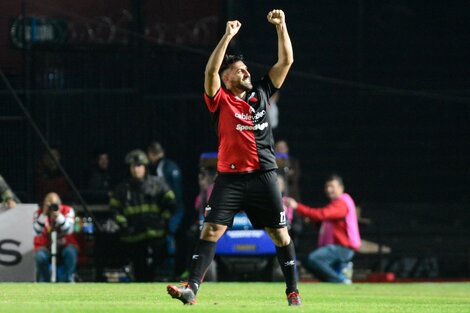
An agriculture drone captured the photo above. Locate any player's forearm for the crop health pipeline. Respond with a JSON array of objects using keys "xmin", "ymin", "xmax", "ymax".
[
  {"xmin": 205, "ymin": 34, "xmax": 233, "ymax": 76},
  {"xmin": 275, "ymin": 23, "xmax": 293, "ymax": 66}
]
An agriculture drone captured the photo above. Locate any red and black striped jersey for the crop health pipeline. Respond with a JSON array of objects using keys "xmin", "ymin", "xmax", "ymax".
[{"xmin": 204, "ymin": 75, "xmax": 278, "ymax": 173}]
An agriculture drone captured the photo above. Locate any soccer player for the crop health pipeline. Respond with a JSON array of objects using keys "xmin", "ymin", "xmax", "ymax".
[{"xmin": 167, "ymin": 9, "xmax": 301, "ymax": 306}]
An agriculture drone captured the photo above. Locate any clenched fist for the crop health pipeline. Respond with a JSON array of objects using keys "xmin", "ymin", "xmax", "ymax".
[
  {"xmin": 267, "ymin": 9, "xmax": 285, "ymax": 25},
  {"xmin": 225, "ymin": 20, "xmax": 242, "ymax": 37}
]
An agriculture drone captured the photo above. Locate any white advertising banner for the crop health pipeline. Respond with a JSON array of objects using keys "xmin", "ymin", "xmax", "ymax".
[{"xmin": 0, "ymin": 204, "xmax": 37, "ymax": 282}]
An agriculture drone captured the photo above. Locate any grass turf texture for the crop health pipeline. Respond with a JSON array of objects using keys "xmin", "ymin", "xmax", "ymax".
[{"xmin": 1, "ymin": 282, "xmax": 469, "ymax": 313}]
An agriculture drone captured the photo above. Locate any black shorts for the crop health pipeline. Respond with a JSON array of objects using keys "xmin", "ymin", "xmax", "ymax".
[{"xmin": 205, "ymin": 169, "xmax": 287, "ymax": 229}]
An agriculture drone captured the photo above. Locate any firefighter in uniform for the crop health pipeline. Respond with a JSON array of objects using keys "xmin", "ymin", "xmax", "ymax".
[{"xmin": 110, "ymin": 150, "xmax": 176, "ymax": 281}]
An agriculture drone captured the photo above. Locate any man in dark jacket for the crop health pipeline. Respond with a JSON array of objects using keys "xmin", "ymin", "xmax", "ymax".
[
  {"xmin": 147, "ymin": 142, "xmax": 185, "ymax": 276},
  {"xmin": 147, "ymin": 142, "xmax": 185, "ymax": 235}
]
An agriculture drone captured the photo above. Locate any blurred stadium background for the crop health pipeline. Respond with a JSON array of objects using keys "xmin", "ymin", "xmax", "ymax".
[{"xmin": 1, "ymin": 0, "xmax": 469, "ymax": 282}]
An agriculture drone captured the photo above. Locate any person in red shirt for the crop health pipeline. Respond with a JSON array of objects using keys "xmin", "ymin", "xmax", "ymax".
[
  {"xmin": 284, "ymin": 175, "xmax": 361, "ymax": 283},
  {"xmin": 33, "ymin": 192, "xmax": 78, "ymax": 282}
]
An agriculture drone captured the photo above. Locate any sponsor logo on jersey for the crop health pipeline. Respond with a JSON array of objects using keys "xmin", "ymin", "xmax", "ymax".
[
  {"xmin": 253, "ymin": 110, "xmax": 266, "ymax": 121},
  {"xmin": 235, "ymin": 112, "xmax": 253, "ymax": 120},
  {"xmin": 235, "ymin": 110, "xmax": 266, "ymax": 121},
  {"xmin": 236, "ymin": 122, "xmax": 269, "ymax": 131},
  {"xmin": 248, "ymin": 92, "xmax": 259, "ymax": 103}
]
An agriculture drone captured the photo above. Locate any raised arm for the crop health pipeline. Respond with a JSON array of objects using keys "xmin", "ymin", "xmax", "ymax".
[
  {"xmin": 204, "ymin": 20, "xmax": 241, "ymax": 97},
  {"xmin": 267, "ymin": 10, "xmax": 294, "ymax": 88}
]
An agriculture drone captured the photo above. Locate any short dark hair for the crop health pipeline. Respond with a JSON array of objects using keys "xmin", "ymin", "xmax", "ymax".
[
  {"xmin": 147, "ymin": 141, "xmax": 164, "ymax": 155},
  {"xmin": 220, "ymin": 54, "xmax": 244, "ymax": 74},
  {"xmin": 325, "ymin": 174, "xmax": 344, "ymax": 186}
]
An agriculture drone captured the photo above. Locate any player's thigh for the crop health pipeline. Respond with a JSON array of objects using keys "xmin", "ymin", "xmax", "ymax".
[
  {"xmin": 244, "ymin": 170, "xmax": 286, "ymax": 228},
  {"xmin": 205, "ymin": 174, "xmax": 244, "ymax": 227}
]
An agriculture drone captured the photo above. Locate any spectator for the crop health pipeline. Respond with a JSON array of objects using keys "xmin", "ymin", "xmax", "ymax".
[
  {"xmin": 110, "ymin": 150, "xmax": 176, "ymax": 281},
  {"xmin": 85, "ymin": 150, "xmax": 114, "ymax": 203},
  {"xmin": 284, "ymin": 174, "xmax": 361, "ymax": 283},
  {"xmin": 0, "ymin": 174, "xmax": 19, "ymax": 210},
  {"xmin": 147, "ymin": 142, "xmax": 185, "ymax": 234},
  {"xmin": 33, "ymin": 192, "xmax": 78, "ymax": 282},
  {"xmin": 275, "ymin": 140, "xmax": 302, "ymax": 200},
  {"xmin": 147, "ymin": 141, "xmax": 185, "ymax": 276},
  {"xmin": 276, "ymin": 174, "xmax": 302, "ymax": 243},
  {"xmin": 195, "ymin": 168, "xmax": 216, "ymax": 226},
  {"xmin": 35, "ymin": 148, "xmax": 71, "ymax": 202},
  {"xmin": 268, "ymin": 92, "xmax": 280, "ymax": 130}
]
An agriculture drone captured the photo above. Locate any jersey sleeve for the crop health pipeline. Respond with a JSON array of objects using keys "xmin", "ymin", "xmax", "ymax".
[
  {"xmin": 204, "ymin": 88, "xmax": 223, "ymax": 112},
  {"xmin": 258, "ymin": 74, "xmax": 279, "ymax": 99}
]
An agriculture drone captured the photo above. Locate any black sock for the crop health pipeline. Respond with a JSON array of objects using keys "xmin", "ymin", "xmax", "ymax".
[
  {"xmin": 276, "ymin": 240, "xmax": 298, "ymax": 294},
  {"xmin": 188, "ymin": 239, "xmax": 216, "ymax": 295}
]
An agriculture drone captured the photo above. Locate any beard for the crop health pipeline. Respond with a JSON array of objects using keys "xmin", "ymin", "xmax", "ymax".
[{"xmin": 238, "ymin": 79, "xmax": 253, "ymax": 91}]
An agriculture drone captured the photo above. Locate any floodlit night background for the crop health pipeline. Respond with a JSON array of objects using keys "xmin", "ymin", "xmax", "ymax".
[{"xmin": 1, "ymin": 1, "xmax": 469, "ymax": 279}]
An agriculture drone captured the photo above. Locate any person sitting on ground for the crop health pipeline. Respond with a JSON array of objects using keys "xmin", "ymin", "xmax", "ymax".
[{"xmin": 284, "ymin": 174, "xmax": 361, "ymax": 284}]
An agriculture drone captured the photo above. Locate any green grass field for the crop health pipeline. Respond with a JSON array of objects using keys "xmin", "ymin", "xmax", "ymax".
[{"xmin": 1, "ymin": 282, "xmax": 469, "ymax": 313}]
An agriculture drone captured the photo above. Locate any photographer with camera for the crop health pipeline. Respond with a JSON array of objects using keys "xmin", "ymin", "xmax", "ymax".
[{"xmin": 33, "ymin": 192, "xmax": 78, "ymax": 282}]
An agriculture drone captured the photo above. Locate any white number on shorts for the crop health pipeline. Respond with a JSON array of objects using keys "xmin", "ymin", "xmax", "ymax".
[{"xmin": 280, "ymin": 212, "xmax": 286, "ymax": 224}]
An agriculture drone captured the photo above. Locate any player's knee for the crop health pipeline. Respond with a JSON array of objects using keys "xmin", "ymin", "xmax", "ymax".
[
  {"xmin": 276, "ymin": 237, "xmax": 291, "ymax": 247},
  {"xmin": 266, "ymin": 227, "xmax": 291, "ymax": 247},
  {"xmin": 200, "ymin": 223, "xmax": 226, "ymax": 241}
]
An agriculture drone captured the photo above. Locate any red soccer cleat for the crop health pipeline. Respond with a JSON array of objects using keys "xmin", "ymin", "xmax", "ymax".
[
  {"xmin": 167, "ymin": 284, "xmax": 197, "ymax": 305},
  {"xmin": 287, "ymin": 291, "xmax": 302, "ymax": 306}
]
